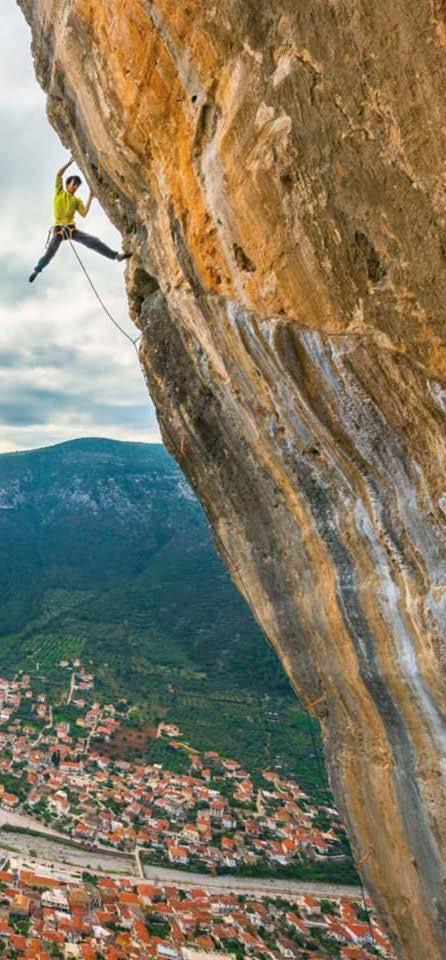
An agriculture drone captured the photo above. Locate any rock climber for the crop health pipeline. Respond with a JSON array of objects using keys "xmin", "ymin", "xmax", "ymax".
[{"xmin": 29, "ymin": 157, "xmax": 131, "ymax": 283}]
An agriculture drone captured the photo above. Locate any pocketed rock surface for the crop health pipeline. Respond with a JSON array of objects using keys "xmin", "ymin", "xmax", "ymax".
[{"xmin": 16, "ymin": 2, "xmax": 446, "ymax": 957}]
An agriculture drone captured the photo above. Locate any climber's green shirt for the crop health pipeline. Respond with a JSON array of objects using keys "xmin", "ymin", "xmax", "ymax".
[{"xmin": 54, "ymin": 174, "xmax": 86, "ymax": 226}]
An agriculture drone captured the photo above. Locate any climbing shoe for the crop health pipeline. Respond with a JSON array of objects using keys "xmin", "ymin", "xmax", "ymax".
[
  {"xmin": 117, "ymin": 252, "xmax": 132, "ymax": 262},
  {"xmin": 29, "ymin": 270, "xmax": 39, "ymax": 283}
]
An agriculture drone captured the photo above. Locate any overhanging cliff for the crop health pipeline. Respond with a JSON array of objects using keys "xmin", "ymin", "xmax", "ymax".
[{"xmin": 16, "ymin": 1, "xmax": 446, "ymax": 956}]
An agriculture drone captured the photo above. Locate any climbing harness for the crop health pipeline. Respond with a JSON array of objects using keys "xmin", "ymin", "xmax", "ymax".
[
  {"xmin": 44, "ymin": 224, "xmax": 75, "ymax": 249},
  {"xmin": 55, "ymin": 224, "xmax": 75, "ymax": 241}
]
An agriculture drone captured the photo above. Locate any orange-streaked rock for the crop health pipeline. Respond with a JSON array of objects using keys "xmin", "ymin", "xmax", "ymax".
[{"xmin": 17, "ymin": 1, "xmax": 446, "ymax": 957}]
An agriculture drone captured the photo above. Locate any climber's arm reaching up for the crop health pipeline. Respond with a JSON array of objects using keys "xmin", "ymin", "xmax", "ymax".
[
  {"xmin": 57, "ymin": 157, "xmax": 74, "ymax": 178},
  {"xmin": 55, "ymin": 157, "xmax": 74, "ymax": 194}
]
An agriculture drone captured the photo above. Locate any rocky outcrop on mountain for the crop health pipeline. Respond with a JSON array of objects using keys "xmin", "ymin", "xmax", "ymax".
[{"xmin": 16, "ymin": 2, "xmax": 446, "ymax": 956}]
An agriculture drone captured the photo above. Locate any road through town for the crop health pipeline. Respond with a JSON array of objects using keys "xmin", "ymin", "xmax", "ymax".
[
  {"xmin": 140, "ymin": 863, "xmax": 363, "ymax": 900},
  {"xmin": 0, "ymin": 815, "xmax": 363, "ymax": 900}
]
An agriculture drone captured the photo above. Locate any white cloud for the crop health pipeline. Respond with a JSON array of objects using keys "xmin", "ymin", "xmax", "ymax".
[{"xmin": 0, "ymin": 4, "xmax": 160, "ymax": 453}]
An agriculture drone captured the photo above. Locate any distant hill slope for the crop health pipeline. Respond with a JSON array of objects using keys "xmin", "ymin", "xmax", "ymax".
[{"xmin": 0, "ymin": 438, "xmax": 289, "ymax": 699}]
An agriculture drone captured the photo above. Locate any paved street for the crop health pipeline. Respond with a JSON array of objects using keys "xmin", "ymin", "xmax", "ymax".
[
  {"xmin": 0, "ymin": 811, "xmax": 363, "ymax": 900},
  {"xmin": 141, "ymin": 863, "xmax": 363, "ymax": 899}
]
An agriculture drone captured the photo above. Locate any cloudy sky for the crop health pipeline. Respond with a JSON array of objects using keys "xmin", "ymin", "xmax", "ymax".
[{"xmin": 0, "ymin": 5, "xmax": 160, "ymax": 454}]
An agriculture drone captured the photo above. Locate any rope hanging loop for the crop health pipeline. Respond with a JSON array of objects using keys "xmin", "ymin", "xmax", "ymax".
[{"xmin": 62, "ymin": 226, "xmax": 141, "ymax": 358}]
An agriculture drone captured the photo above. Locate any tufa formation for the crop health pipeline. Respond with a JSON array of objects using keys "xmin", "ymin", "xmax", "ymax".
[{"xmin": 16, "ymin": 1, "xmax": 446, "ymax": 957}]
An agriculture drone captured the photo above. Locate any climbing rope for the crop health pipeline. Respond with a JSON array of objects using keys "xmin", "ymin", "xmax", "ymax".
[
  {"xmin": 64, "ymin": 231, "xmax": 189, "ymax": 457},
  {"xmin": 64, "ymin": 231, "xmax": 141, "ymax": 358}
]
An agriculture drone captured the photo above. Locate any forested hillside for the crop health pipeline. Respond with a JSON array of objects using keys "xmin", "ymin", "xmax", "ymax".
[{"xmin": 0, "ymin": 438, "xmax": 287, "ymax": 692}]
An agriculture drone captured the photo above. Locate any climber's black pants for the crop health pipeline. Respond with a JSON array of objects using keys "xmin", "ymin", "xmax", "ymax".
[{"xmin": 35, "ymin": 226, "xmax": 119, "ymax": 273}]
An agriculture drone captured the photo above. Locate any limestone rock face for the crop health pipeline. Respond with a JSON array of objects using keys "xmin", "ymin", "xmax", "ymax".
[{"xmin": 16, "ymin": 1, "xmax": 446, "ymax": 956}]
